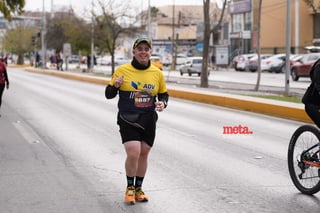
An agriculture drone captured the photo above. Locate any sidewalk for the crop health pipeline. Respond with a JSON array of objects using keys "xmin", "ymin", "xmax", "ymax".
[{"xmin": 23, "ymin": 66, "xmax": 311, "ymax": 123}]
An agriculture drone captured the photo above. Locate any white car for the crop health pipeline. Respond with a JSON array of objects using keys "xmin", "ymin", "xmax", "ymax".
[
  {"xmin": 97, "ymin": 56, "xmax": 130, "ymax": 66},
  {"xmin": 114, "ymin": 56, "xmax": 131, "ymax": 65},
  {"xmin": 260, "ymin": 54, "xmax": 285, "ymax": 71},
  {"xmin": 246, "ymin": 54, "xmax": 272, "ymax": 72},
  {"xmin": 234, "ymin": 54, "xmax": 256, "ymax": 71},
  {"xmin": 179, "ymin": 57, "xmax": 210, "ymax": 76},
  {"xmin": 96, "ymin": 56, "xmax": 111, "ymax": 65},
  {"xmin": 176, "ymin": 54, "xmax": 188, "ymax": 65},
  {"xmin": 269, "ymin": 54, "xmax": 300, "ymax": 73}
]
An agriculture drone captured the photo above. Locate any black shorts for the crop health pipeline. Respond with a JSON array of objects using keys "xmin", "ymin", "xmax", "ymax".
[{"xmin": 117, "ymin": 111, "xmax": 158, "ymax": 147}]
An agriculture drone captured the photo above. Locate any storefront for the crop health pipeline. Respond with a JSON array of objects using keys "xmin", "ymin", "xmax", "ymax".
[{"xmin": 228, "ymin": 0, "xmax": 252, "ymax": 58}]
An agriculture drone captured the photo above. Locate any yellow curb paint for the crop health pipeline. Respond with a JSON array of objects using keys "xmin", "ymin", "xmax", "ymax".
[
  {"xmin": 167, "ymin": 88, "xmax": 311, "ymax": 123},
  {"xmin": 25, "ymin": 68, "xmax": 108, "ymax": 85}
]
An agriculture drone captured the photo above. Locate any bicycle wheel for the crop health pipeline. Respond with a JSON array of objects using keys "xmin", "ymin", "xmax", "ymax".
[{"xmin": 288, "ymin": 125, "xmax": 320, "ymax": 195}]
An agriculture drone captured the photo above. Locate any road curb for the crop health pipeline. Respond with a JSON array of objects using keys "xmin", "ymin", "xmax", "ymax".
[
  {"xmin": 168, "ymin": 88, "xmax": 311, "ymax": 122},
  {"xmin": 25, "ymin": 67, "xmax": 108, "ymax": 85},
  {"xmin": 24, "ymin": 67, "xmax": 312, "ymax": 123}
]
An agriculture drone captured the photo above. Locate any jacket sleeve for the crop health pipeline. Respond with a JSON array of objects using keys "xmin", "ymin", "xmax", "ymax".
[
  {"xmin": 105, "ymin": 85, "xmax": 119, "ymax": 99},
  {"xmin": 312, "ymin": 60, "xmax": 320, "ymax": 94}
]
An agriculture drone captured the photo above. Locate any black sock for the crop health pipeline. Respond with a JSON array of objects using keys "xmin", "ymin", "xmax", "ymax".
[
  {"xmin": 127, "ymin": 176, "xmax": 134, "ymax": 187},
  {"xmin": 135, "ymin": 176, "xmax": 144, "ymax": 188}
]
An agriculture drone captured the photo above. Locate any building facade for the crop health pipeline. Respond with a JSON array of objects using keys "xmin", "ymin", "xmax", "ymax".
[
  {"xmin": 229, "ymin": 0, "xmax": 318, "ymax": 57},
  {"xmin": 147, "ymin": 0, "xmax": 319, "ymax": 62},
  {"xmin": 139, "ymin": 2, "xmax": 229, "ymax": 60}
]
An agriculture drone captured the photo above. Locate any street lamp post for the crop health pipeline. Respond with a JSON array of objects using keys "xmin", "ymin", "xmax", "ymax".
[{"xmin": 285, "ymin": 0, "xmax": 291, "ymax": 95}]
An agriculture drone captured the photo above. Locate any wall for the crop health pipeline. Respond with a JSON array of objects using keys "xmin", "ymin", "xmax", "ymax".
[{"xmin": 259, "ymin": 0, "xmax": 313, "ymax": 53}]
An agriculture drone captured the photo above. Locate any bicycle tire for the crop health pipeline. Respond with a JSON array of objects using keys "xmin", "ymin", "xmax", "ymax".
[{"xmin": 288, "ymin": 125, "xmax": 320, "ymax": 195}]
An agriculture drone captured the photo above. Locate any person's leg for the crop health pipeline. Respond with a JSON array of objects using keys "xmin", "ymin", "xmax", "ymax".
[
  {"xmin": 133, "ymin": 112, "xmax": 157, "ymax": 201},
  {"xmin": 135, "ymin": 141, "xmax": 152, "ymax": 189},
  {"xmin": 124, "ymin": 141, "xmax": 152, "ymax": 181},
  {"xmin": 134, "ymin": 142, "xmax": 151, "ymax": 202},
  {"xmin": 136, "ymin": 142, "xmax": 151, "ymax": 177},
  {"xmin": 124, "ymin": 141, "xmax": 141, "ymax": 177},
  {"xmin": 0, "ymin": 83, "xmax": 5, "ymax": 109},
  {"xmin": 123, "ymin": 140, "xmax": 141, "ymax": 204}
]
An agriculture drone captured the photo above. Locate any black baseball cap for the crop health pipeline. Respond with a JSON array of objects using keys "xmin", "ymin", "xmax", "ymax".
[{"xmin": 133, "ymin": 38, "xmax": 152, "ymax": 49}]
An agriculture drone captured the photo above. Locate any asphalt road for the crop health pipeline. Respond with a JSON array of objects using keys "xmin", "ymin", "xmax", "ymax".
[{"xmin": 0, "ymin": 68, "xmax": 319, "ymax": 213}]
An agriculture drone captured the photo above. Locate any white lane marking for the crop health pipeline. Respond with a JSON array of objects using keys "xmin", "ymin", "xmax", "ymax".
[{"xmin": 12, "ymin": 120, "xmax": 42, "ymax": 144}]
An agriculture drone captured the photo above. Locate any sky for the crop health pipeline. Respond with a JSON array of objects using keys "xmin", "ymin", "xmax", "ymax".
[{"xmin": 24, "ymin": 0, "xmax": 204, "ymax": 14}]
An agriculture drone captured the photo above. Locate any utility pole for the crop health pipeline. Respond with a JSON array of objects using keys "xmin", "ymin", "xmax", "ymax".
[
  {"xmin": 51, "ymin": 0, "xmax": 54, "ymax": 18},
  {"xmin": 295, "ymin": 0, "xmax": 299, "ymax": 54},
  {"xmin": 41, "ymin": 0, "xmax": 47, "ymax": 69},
  {"xmin": 90, "ymin": 0, "xmax": 94, "ymax": 72},
  {"xmin": 148, "ymin": 0, "xmax": 151, "ymax": 38},
  {"xmin": 171, "ymin": 0, "xmax": 176, "ymax": 71},
  {"xmin": 285, "ymin": 0, "xmax": 291, "ymax": 95}
]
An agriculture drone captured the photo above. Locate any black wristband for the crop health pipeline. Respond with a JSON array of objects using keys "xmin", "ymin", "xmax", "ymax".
[{"xmin": 161, "ymin": 100, "xmax": 167, "ymax": 108}]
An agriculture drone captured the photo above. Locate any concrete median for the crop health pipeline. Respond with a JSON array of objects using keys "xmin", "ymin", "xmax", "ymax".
[{"xmin": 24, "ymin": 67, "xmax": 312, "ymax": 123}]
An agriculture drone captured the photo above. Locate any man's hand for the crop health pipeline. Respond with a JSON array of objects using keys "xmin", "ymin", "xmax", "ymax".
[
  {"xmin": 155, "ymin": 101, "xmax": 165, "ymax": 112},
  {"xmin": 114, "ymin": 75, "xmax": 124, "ymax": 88}
]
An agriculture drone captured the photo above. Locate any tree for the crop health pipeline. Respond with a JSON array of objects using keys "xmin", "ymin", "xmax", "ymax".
[
  {"xmin": 151, "ymin": 6, "xmax": 159, "ymax": 17},
  {"xmin": 210, "ymin": 0, "xmax": 227, "ymax": 43},
  {"xmin": 0, "ymin": 0, "xmax": 25, "ymax": 20},
  {"xmin": 2, "ymin": 22, "xmax": 35, "ymax": 64},
  {"xmin": 46, "ymin": 9, "xmax": 91, "ymax": 54},
  {"xmin": 201, "ymin": 0, "xmax": 211, "ymax": 88},
  {"xmin": 254, "ymin": 0, "xmax": 263, "ymax": 91},
  {"xmin": 201, "ymin": 0, "xmax": 227, "ymax": 88},
  {"xmin": 94, "ymin": 0, "xmax": 138, "ymax": 74},
  {"xmin": 303, "ymin": 0, "xmax": 320, "ymax": 13},
  {"xmin": 46, "ymin": 14, "xmax": 68, "ymax": 52}
]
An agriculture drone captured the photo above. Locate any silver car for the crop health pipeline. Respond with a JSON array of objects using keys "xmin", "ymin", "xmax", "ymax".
[{"xmin": 179, "ymin": 57, "xmax": 209, "ymax": 76}]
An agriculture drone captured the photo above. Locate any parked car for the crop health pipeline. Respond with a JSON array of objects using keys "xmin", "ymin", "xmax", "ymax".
[
  {"xmin": 260, "ymin": 53, "xmax": 285, "ymax": 72},
  {"xmin": 269, "ymin": 54, "xmax": 302, "ymax": 73},
  {"xmin": 231, "ymin": 55, "xmax": 239, "ymax": 69},
  {"xmin": 304, "ymin": 46, "xmax": 320, "ymax": 53},
  {"xmin": 150, "ymin": 56, "xmax": 163, "ymax": 70},
  {"xmin": 179, "ymin": 57, "xmax": 210, "ymax": 76},
  {"xmin": 234, "ymin": 54, "xmax": 256, "ymax": 71},
  {"xmin": 247, "ymin": 54, "xmax": 272, "ymax": 72},
  {"xmin": 96, "ymin": 56, "xmax": 111, "ymax": 65},
  {"xmin": 290, "ymin": 53, "xmax": 320, "ymax": 81},
  {"xmin": 114, "ymin": 56, "xmax": 130, "ymax": 65},
  {"xmin": 97, "ymin": 56, "xmax": 130, "ymax": 66},
  {"xmin": 230, "ymin": 49, "xmax": 243, "ymax": 68},
  {"xmin": 68, "ymin": 55, "xmax": 80, "ymax": 63},
  {"xmin": 176, "ymin": 54, "xmax": 188, "ymax": 65}
]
